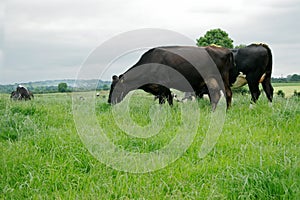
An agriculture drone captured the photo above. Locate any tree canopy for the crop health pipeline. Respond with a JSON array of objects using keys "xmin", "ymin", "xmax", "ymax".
[
  {"xmin": 288, "ymin": 74, "xmax": 300, "ymax": 82},
  {"xmin": 58, "ymin": 82, "xmax": 68, "ymax": 93},
  {"xmin": 196, "ymin": 28, "xmax": 234, "ymax": 48}
]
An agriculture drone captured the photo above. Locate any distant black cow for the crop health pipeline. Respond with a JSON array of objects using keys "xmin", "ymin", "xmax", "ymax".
[
  {"xmin": 230, "ymin": 43, "xmax": 273, "ymax": 104},
  {"xmin": 108, "ymin": 46, "xmax": 234, "ymax": 110},
  {"xmin": 10, "ymin": 85, "xmax": 33, "ymax": 100}
]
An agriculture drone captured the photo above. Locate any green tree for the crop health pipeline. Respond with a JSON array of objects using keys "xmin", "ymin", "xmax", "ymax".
[
  {"xmin": 289, "ymin": 74, "xmax": 300, "ymax": 82},
  {"xmin": 196, "ymin": 28, "xmax": 234, "ymax": 48},
  {"xmin": 58, "ymin": 82, "xmax": 68, "ymax": 93}
]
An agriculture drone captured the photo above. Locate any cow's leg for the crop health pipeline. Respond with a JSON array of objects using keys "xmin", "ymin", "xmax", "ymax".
[
  {"xmin": 247, "ymin": 80, "xmax": 260, "ymax": 104},
  {"xmin": 224, "ymin": 84, "xmax": 232, "ymax": 108},
  {"xmin": 158, "ymin": 96, "xmax": 165, "ymax": 104},
  {"xmin": 157, "ymin": 86, "xmax": 172, "ymax": 106},
  {"xmin": 196, "ymin": 86, "xmax": 208, "ymax": 99},
  {"xmin": 209, "ymin": 90, "xmax": 221, "ymax": 111},
  {"xmin": 206, "ymin": 78, "xmax": 221, "ymax": 111},
  {"xmin": 165, "ymin": 88, "xmax": 173, "ymax": 106},
  {"xmin": 262, "ymin": 76, "xmax": 274, "ymax": 103}
]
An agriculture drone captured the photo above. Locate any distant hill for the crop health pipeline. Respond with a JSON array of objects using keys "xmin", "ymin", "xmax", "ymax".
[
  {"xmin": 0, "ymin": 79, "xmax": 111, "ymax": 94},
  {"xmin": 1, "ymin": 74, "xmax": 299, "ymax": 94}
]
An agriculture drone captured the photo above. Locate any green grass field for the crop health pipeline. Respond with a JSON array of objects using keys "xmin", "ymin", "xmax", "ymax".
[
  {"xmin": 0, "ymin": 87, "xmax": 299, "ymax": 199},
  {"xmin": 273, "ymin": 83, "xmax": 300, "ymax": 97}
]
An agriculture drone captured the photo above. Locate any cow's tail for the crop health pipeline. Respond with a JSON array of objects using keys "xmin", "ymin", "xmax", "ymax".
[
  {"xmin": 261, "ymin": 43, "xmax": 273, "ymax": 78},
  {"xmin": 229, "ymin": 51, "xmax": 234, "ymax": 70},
  {"xmin": 227, "ymin": 51, "xmax": 236, "ymax": 84}
]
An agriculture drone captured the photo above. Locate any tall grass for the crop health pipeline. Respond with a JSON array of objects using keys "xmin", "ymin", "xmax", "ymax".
[{"xmin": 0, "ymin": 91, "xmax": 299, "ymax": 199}]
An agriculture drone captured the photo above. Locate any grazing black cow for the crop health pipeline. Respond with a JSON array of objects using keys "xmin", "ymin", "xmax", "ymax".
[
  {"xmin": 17, "ymin": 85, "xmax": 32, "ymax": 100},
  {"xmin": 230, "ymin": 43, "xmax": 273, "ymax": 104},
  {"xmin": 108, "ymin": 45, "xmax": 234, "ymax": 110},
  {"xmin": 10, "ymin": 85, "xmax": 33, "ymax": 100}
]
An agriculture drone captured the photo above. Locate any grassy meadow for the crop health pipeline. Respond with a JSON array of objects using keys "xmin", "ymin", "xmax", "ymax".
[
  {"xmin": 0, "ymin": 86, "xmax": 299, "ymax": 199},
  {"xmin": 273, "ymin": 82, "xmax": 300, "ymax": 97}
]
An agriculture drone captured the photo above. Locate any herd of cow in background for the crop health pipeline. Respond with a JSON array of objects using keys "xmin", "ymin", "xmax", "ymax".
[{"xmin": 10, "ymin": 43, "xmax": 274, "ymax": 110}]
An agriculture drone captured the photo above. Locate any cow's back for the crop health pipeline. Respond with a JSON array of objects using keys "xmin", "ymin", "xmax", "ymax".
[
  {"xmin": 234, "ymin": 44, "xmax": 269, "ymax": 73},
  {"xmin": 126, "ymin": 46, "xmax": 208, "ymax": 91},
  {"xmin": 205, "ymin": 46, "xmax": 233, "ymax": 71}
]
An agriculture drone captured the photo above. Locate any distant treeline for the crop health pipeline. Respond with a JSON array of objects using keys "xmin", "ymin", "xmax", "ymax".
[
  {"xmin": 0, "ymin": 79, "xmax": 111, "ymax": 94},
  {"xmin": 271, "ymin": 74, "xmax": 300, "ymax": 83},
  {"xmin": 1, "ymin": 74, "xmax": 299, "ymax": 94}
]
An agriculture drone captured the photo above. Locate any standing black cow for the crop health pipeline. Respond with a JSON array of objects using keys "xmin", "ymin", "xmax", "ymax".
[
  {"xmin": 178, "ymin": 43, "xmax": 274, "ymax": 106},
  {"xmin": 108, "ymin": 45, "xmax": 234, "ymax": 110},
  {"xmin": 230, "ymin": 43, "xmax": 273, "ymax": 104},
  {"xmin": 10, "ymin": 85, "xmax": 33, "ymax": 100}
]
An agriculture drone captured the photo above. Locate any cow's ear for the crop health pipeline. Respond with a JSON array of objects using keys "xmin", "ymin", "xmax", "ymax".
[{"xmin": 112, "ymin": 75, "xmax": 119, "ymax": 81}]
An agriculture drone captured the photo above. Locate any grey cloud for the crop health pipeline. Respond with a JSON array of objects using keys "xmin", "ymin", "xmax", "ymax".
[{"xmin": 1, "ymin": 0, "xmax": 299, "ymax": 84}]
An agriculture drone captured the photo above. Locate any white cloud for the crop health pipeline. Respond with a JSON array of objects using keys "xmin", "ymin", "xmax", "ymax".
[{"xmin": 1, "ymin": 0, "xmax": 299, "ymax": 84}]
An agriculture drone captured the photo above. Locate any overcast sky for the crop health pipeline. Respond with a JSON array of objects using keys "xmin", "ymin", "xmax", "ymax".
[{"xmin": 1, "ymin": 0, "xmax": 299, "ymax": 84}]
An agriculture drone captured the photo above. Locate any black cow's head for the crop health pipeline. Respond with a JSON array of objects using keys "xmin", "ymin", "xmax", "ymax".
[{"xmin": 108, "ymin": 74, "xmax": 128, "ymax": 104}]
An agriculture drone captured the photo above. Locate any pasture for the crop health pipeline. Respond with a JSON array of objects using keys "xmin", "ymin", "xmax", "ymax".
[
  {"xmin": 273, "ymin": 82, "xmax": 300, "ymax": 97},
  {"xmin": 0, "ymin": 87, "xmax": 299, "ymax": 199}
]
